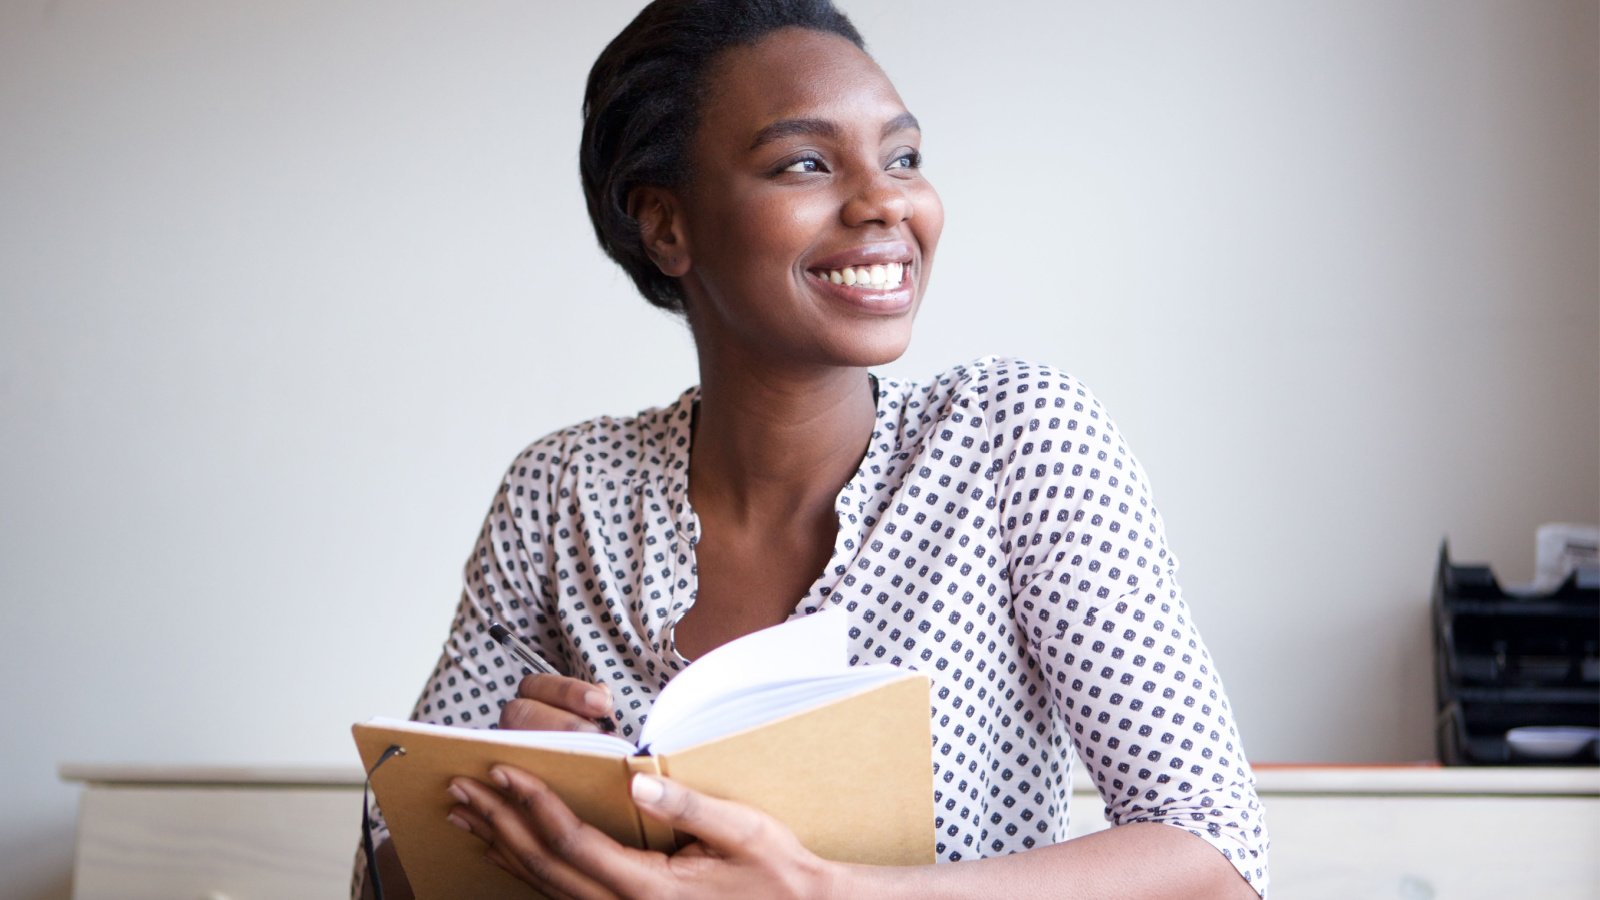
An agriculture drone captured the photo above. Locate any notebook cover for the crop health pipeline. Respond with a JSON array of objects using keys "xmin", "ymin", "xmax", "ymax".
[{"xmin": 352, "ymin": 671, "xmax": 934, "ymax": 897}]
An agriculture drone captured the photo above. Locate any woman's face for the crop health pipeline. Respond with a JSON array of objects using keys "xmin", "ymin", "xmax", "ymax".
[{"xmin": 670, "ymin": 27, "xmax": 943, "ymax": 373}]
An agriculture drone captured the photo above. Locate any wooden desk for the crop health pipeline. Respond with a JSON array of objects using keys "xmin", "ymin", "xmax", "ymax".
[
  {"xmin": 60, "ymin": 765, "xmax": 363, "ymax": 900},
  {"xmin": 1071, "ymin": 765, "xmax": 1600, "ymax": 898},
  {"xmin": 61, "ymin": 763, "xmax": 1600, "ymax": 899}
]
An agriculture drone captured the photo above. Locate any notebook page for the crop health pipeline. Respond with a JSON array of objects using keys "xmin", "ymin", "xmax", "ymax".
[
  {"xmin": 641, "ymin": 606, "xmax": 849, "ymax": 747},
  {"xmin": 644, "ymin": 668, "xmax": 907, "ymax": 754}
]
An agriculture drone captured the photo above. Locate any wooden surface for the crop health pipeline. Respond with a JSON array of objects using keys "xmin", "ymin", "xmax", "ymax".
[
  {"xmin": 68, "ymin": 785, "xmax": 361, "ymax": 900},
  {"xmin": 61, "ymin": 763, "xmax": 1600, "ymax": 900},
  {"xmin": 61, "ymin": 760, "xmax": 1600, "ymax": 795},
  {"xmin": 1065, "ymin": 777, "xmax": 1600, "ymax": 900}
]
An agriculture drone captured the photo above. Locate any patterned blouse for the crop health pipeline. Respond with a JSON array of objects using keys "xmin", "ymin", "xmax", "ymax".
[{"xmin": 375, "ymin": 356, "xmax": 1269, "ymax": 895}]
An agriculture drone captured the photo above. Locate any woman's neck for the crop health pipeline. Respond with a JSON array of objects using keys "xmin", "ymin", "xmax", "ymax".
[{"xmin": 688, "ymin": 359, "xmax": 877, "ymax": 527}]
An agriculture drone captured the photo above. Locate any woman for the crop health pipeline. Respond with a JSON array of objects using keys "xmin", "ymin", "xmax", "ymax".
[{"xmin": 365, "ymin": 1, "xmax": 1269, "ymax": 896}]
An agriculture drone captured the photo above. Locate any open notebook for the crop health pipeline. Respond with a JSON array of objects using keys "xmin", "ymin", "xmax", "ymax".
[{"xmin": 354, "ymin": 608, "xmax": 935, "ymax": 899}]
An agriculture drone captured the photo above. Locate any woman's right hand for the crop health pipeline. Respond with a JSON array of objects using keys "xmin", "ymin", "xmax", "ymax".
[{"xmin": 498, "ymin": 673, "xmax": 614, "ymax": 732}]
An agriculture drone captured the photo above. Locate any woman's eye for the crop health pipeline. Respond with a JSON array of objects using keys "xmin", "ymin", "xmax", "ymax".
[
  {"xmin": 890, "ymin": 149, "xmax": 922, "ymax": 170},
  {"xmin": 781, "ymin": 157, "xmax": 826, "ymax": 174}
]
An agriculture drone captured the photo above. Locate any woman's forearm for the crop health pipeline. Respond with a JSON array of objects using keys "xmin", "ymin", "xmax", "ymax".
[{"xmin": 832, "ymin": 823, "xmax": 1257, "ymax": 900}]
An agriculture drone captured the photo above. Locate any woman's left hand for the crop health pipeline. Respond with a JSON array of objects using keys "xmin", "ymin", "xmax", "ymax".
[{"xmin": 447, "ymin": 766, "xmax": 842, "ymax": 900}]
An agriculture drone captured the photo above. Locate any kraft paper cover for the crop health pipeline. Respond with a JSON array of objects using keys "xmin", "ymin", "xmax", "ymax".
[
  {"xmin": 658, "ymin": 674, "xmax": 936, "ymax": 866},
  {"xmin": 352, "ymin": 672, "xmax": 934, "ymax": 898},
  {"xmin": 353, "ymin": 724, "xmax": 638, "ymax": 900}
]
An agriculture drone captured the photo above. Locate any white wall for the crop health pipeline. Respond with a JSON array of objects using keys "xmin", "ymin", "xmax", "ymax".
[{"xmin": 2, "ymin": 1, "xmax": 1595, "ymax": 896}]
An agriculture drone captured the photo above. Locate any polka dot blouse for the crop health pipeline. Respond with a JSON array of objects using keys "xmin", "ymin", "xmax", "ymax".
[{"xmin": 392, "ymin": 356, "xmax": 1269, "ymax": 893}]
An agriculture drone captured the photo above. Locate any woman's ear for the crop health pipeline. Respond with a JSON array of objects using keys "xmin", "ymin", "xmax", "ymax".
[{"xmin": 629, "ymin": 186, "xmax": 691, "ymax": 278}]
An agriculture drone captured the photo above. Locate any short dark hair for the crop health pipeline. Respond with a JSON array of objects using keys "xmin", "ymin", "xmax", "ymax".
[{"xmin": 580, "ymin": 0, "xmax": 866, "ymax": 313}]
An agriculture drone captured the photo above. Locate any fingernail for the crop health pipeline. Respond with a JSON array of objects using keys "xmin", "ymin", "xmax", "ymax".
[
  {"xmin": 447, "ymin": 783, "xmax": 469, "ymax": 805},
  {"xmin": 585, "ymin": 689, "xmax": 612, "ymax": 715},
  {"xmin": 631, "ymin": 773, "xmax": 664, "ymax": 805},
  {"xmin": 446, "ymin": 812, "xmax": 471, "ymax": 832},
  {"xmin": 489, "ymin": 767, "xmax": 510, "ymax": 789}
]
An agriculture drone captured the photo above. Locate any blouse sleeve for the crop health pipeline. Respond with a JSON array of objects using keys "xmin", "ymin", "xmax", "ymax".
[
  {"xmin": 351, "ymin": 439, "xmax": 574, "ymax": 898},
  {"xmin": 410, "ymin": 438, "xmax": 578, "ymax": 728},
  {"xmin": 973, "ymin": 361, "xmax": 1270, "ymax": 895}
]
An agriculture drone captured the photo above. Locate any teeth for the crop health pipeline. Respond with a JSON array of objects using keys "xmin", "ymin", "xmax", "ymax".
[{"xmin": 815, "ymin": 262, "xmax": 907, "ymax": 289}]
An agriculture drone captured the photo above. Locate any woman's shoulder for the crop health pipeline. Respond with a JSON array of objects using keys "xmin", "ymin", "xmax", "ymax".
[
  {"xmin": 501, "ymin": 387, "xmax": 697, "ymax": 488},
  {"xmin": 902, "ymin": 355, "xmax": 1107, "ymax": 423}
]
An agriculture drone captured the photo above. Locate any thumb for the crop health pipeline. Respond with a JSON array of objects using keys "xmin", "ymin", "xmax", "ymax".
[{"xmin": 630, "ymin": 774, "xmax": 778, "ymax": 852}]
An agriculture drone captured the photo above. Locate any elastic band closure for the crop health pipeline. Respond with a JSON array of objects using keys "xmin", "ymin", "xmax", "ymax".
[{"xmin": 362, "ymin": 744, "xmax": 406, "ymax": 900}]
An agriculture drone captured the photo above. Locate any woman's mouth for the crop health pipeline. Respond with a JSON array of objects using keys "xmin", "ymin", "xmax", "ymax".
[{"xmin": 809, "ymin": 262, "xmax": 906, "ymax": 289}]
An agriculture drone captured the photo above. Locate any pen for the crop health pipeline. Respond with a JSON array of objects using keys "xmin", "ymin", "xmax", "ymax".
[
  {"xmin": 487, "ymin": 621, "xmax": 615, "ymax": 733},
  {"xmin": 488, "ymin": 621, "xmax": 559, "ymax": 676}
]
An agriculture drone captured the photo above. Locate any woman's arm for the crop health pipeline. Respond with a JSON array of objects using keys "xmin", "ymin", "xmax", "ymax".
[
  {"xmin": 970, "ymin": 364, "xmax": 1269, "ymax": 887},
  {"xmin": 447, "ymin": 767, "xmax": 1259, "ymax": 900},
  {"xmin": 841, "ymin": 821, "xmax": 1257, "ymax": 900}
]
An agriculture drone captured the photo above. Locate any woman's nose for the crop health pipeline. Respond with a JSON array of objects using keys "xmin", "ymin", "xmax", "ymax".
[{"xmin": 841, "ymin": 171, "xmax": 912, "ymax": 228}]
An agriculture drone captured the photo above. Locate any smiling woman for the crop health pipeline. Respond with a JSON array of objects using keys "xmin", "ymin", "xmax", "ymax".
[{"xmin": 360, "ymin": 1, "xmax": 1267, "ymax": 898}]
